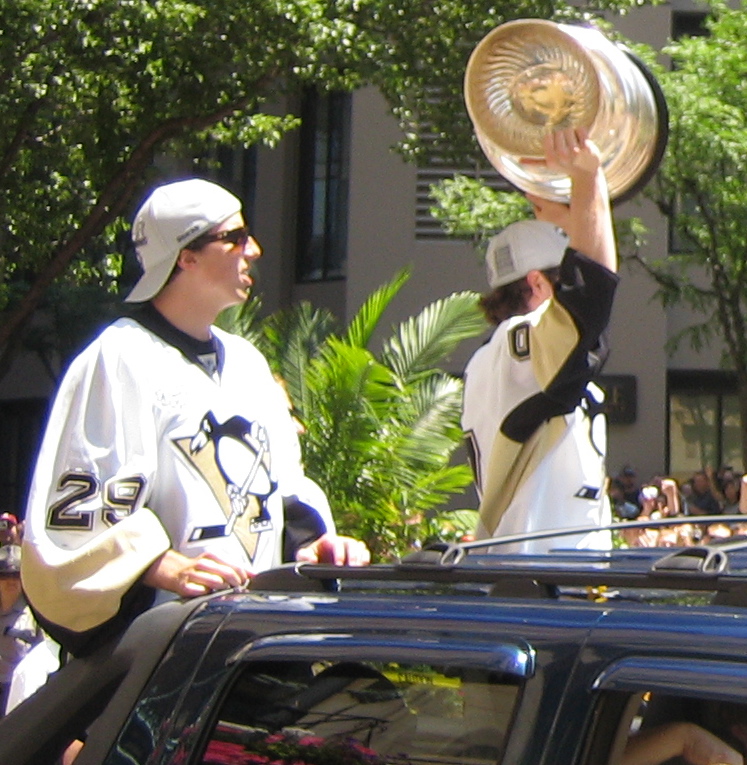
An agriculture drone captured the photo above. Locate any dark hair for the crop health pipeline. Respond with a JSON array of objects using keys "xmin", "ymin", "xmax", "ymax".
[{"xmin": 478, "ymin": 267, "xmax": 561, "ymax": 326}]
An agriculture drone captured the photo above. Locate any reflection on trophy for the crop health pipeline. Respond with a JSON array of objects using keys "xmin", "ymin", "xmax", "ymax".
[{"xmin": 464, "ymin": 19, "xmax": 668, "ymax": 203}]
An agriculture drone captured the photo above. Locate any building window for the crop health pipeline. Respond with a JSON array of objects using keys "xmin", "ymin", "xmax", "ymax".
[
  {"xmin": 214, "ymin": 144, "xmax": 258, "ymax": 228},
  {"xmin": 0, "ymin": 398, "xmax": 48, "ymax": 518},
  {"xmin": 668, "ymin": 11, "xmax": 708, "ymax": 255},
  {"xmin": 668, "ymin": 371, "xmax": 742, "ymax": 476},
  {"xmin": 296, "ymin": 89, "xmax": 351, "ymax": 283},
  {"xmin": 199, "ymin": 658, "xmax": 518, "ymax": 765},
  {"xmin": 671, "ymin": 10, "xmax": 708, "ymax": 40}
]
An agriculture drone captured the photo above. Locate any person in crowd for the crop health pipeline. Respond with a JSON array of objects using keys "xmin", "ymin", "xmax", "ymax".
[
  {"xmin": 0, "ymin": 545, "xmax": 42, "ymax": 716},
  {"xmin": 617, "ymin": 465, "xmax": 643, "ymax": 511},
  {"xmin": 0, "ymin": 514, "xmax": 23, "ymax": 547},
  {"xmin": 461, "ymin": 126, "xmax": 618, "ymax": 553},
  {"xmin": 707, "ymin": 468, "xmax": 747, "ymax": 515},
  {"xmin": 618, "ymin": 476, "xmax": 694, "ymax": 548},
  {"xmin": 621, "ymin": 481, "xmax": 665, "ymax": 548},
  {"xmin": 610, "ymin": 478, "xmax": 640, "ymax": 521},
  {"xmin": 654, "ymin": 477, "xmax": 695, "ymax": 547},
  {"xmin": 688, "ymin": 470, "xmax": 723, "ymax": 516},
  {"xmin": 21, "ymin": 177, "xmax": 370, "ymax": 661}
]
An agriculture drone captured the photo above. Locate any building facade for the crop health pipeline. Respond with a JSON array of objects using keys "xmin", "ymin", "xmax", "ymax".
[{"xmin": 0, "ymin": 0, "xmax": 736, "ymax": 517}]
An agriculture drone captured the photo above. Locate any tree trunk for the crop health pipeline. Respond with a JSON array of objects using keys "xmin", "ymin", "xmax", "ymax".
[{"xmin": 0, "ymin": 99, "xmax": 254, "ymax": 379}]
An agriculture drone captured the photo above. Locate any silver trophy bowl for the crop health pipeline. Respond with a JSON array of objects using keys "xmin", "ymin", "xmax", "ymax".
[{"xmin": 464, "ymin": 19, "xmax": 668, "ymax": 203}]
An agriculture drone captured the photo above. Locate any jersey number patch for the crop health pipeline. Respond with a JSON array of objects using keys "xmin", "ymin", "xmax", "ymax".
[
  {"xmin": 47, "ymin": 472, "xmax": 145, "ymax": 530},
  {"xmin": 509, "ymin": 322, "xmax": 531, "ymax": 359}
]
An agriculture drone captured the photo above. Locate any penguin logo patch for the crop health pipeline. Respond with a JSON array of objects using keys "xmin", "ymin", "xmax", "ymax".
[{"xmin": 174, "ymin": 412, "xmax": 277, "ymax": 563}]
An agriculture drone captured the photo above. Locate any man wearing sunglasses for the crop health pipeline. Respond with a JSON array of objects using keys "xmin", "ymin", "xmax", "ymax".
[{"xmin": 20, "ymin": 178, "xmax": 370, "ymax": 661}]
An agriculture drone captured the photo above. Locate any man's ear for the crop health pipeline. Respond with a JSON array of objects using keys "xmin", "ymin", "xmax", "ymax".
[
  {"xmin": 525, "ymin": 269, "xmax": 553, "ymax": 306},
  {"xmin": 176, "ymin": 248, "xmax": 198, "ymax": 270},
  {"xmin": 525, "ymin": 269, "xmax": 544, "ymax": 294}
]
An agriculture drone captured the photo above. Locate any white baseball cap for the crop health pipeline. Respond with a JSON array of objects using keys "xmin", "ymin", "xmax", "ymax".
[
  {"xmin": 485, "ymin": 220, "xmax": 569, "ymax": 289},
  {"xmin": 126, "ymin": 178, "xmax": 242, "ymax": 303}
]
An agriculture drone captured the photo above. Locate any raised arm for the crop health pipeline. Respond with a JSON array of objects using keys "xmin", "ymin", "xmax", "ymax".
[{"xmin": 527, "ymin": 127, "xmax": 617, "ymax": 274}]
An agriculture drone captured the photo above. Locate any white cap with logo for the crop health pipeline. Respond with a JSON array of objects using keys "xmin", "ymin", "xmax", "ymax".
[
  {"xmin": 485, "ymin": 220, "xmax": 569, "ymax": 289},
  {"xmin": 126, "ymin": 178, "xmax": 242, "ymax": 303}
]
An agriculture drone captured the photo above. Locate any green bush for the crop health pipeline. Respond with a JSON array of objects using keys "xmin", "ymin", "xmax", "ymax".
[{"xmin": 219, "ymin": 270, "xmax": 486, "ymax": 560}]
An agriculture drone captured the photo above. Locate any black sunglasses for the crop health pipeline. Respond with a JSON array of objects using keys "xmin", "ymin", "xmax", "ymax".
[{"xmin": 186, "ymin": 226, "xmax": 250, "ymax": 251}]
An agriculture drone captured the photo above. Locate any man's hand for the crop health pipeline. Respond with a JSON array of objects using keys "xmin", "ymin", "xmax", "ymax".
[
  {"xmin": 542, "ymin": 126, "xmax": 601, "ymax": 176},
  {"xmin": 143, "ymin": 549, "xmax": 251, "ymax": 597},
  {"xmin": 295, "ymin": 533, "xmax": 371, "ymax": 566},
  {"xmin": 526, "ymin": 193, "xmax": 571, "ymax": 233},
  {"xmin": 521, "ymin": 126, "xmax": 615, "ymax": 273}
]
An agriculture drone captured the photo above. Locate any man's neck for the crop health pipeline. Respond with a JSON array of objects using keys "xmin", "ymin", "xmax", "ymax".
[{"xmin": 151, "ymin": 290, "xmax": 215, "ymax": 341}]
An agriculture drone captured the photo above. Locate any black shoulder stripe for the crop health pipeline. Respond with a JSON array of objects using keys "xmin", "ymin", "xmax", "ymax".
[{"xmin": 501, "ymin": 392, "xmax": 574, "ymax": 443}]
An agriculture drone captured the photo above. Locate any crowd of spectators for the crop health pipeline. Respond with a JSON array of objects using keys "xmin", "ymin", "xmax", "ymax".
[
  {"xmin": 609, "ymin": 464, "xmax": 747, "ymax": 548},
  {"xmin": 0, "ymin": 513, "xmax": 42, "ymax": 718}
]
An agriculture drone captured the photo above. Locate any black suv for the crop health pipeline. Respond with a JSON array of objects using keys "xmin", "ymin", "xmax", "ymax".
[{"xmin": 3, "ymin": 521, "xmax": 747, "ymax": 765}]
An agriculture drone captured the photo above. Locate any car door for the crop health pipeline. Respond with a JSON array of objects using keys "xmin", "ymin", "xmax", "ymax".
[{"xmin": 100, "ymin": 591, "xmax": 605, "ymax": 765}]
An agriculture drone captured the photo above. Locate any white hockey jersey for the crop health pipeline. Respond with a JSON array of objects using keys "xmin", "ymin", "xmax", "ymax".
[
  {"xmin": 462, "ymin": 249, "xmax": 618, "ymax": 554},
  {"xmin": 22, "ymin": 312, "xmax": 334, "ymax": 652}
]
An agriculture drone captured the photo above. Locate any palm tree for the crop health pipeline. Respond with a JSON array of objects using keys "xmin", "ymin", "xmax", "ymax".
[{"xmin": 219, "ymin": 270, "xmax": 486, "ymax": 560}]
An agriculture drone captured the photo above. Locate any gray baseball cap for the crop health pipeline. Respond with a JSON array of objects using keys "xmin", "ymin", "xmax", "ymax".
[
  {"xmin": 126, "ymin": 178, "xmax": 243, "ymax": 303},
  {"xmin": 485, "ymin": 219, "xmax": 569, "ymax": 288}
]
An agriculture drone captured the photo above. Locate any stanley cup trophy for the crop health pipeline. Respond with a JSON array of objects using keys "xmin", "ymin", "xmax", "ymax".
[{"xmin": 463, "ymin": 19, "xmax": 669, "ymax": 203}]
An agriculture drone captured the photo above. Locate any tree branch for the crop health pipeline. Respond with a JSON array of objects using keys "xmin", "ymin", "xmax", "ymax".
[{"xmin": 0, "ymin": 94, "xmax": 257, "ymax": 365}]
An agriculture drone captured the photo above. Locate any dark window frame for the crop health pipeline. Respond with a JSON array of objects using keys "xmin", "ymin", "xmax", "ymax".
[
  {"xmin": 0, "ymin": 398, "xmax": 48, "ymax": 518},
  {"xmin": 667, "ymin": 369, "xmax": 740, "ymax": 475},
  {"xmin": 296, "ymin": 88, "xmax": 351, "ymax": 284}
]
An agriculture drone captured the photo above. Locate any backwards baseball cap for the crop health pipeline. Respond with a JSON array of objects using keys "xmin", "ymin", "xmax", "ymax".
[
  {"xmin": 485, "ymin": 220, "xmax": 569, "ymax": 289},
  {"xmin": 126, "ymin": 178, "xmax": 242, "ymax": 303}
]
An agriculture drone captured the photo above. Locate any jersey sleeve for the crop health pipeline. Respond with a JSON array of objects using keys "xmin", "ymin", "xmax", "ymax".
[
  {"xmin": 501, "ymin": 250, "xmax": 618, "ymax": 443},
  {"xmin": 21, "ymin": 333, "xmax": 171, "ymax": 655},
  {"xmin": 554, "ymin": 248, "xmax": 619, "ymax": 351}
]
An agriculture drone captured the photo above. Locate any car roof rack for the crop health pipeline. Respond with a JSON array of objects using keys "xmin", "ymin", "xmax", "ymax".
[{"xmin": 249, "ymin": 515, "xmax": 747, "ymax": 606}]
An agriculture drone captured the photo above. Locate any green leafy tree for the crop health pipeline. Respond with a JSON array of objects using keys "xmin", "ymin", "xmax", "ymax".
[
  {"xmin": 625, "ymin": 2, "xmax": 747, "ymax": 466},
  {"xmin": 219, "ymin": 270, "xmax": 486, "ymax": 560},
  {"xmin": 0, "ymin": 0, "xmax": 647, "ymax": 378},
  {"xmin": 428, "ymin": 4, "xmax": 747, "ymax": 469}
]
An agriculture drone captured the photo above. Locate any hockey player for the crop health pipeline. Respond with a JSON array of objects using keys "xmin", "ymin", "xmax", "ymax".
[
  {"xmin": 21, "ymin": 178, "xmax": 369, "ymax": 657},
  {"xmin": 461, "ymin": 127, "xmax": 618, "ymax": 553}
]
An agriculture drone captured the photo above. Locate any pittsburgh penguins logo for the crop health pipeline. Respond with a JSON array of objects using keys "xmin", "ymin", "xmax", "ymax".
[{"xmin": 174, "ymin": 412, "xmax": 277, "ymax": 562}]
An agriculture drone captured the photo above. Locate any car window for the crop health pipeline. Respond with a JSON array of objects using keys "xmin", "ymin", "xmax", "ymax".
[
  {"xmin": 199, "ymin": 660, "xmax": 519, "ymax": 765},
  {"xmin": 593, "ymin": 690, "xmax": 747, "ymax": 765}
]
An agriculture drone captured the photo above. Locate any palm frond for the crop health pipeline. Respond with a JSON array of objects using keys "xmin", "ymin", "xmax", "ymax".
[
  {"xmin": 215, "ymin": 295, "xmax": 263, "ymax": 342},
  {"xmin": 344, "ymin": 269, "xmax": 410, "ymax": 348},
  {"xmin": 257, "ymin": 302, "xmax": 338, "ymax": 410},
  {"xmin": 382, "ymin": 291, "xmax": 486, "ymax": 382},
  {"xmin": 223, "ymin": 275, "xmax": 484, "ymax": 560},
  {"xmin": 391, "ymin": 375, "xmax": 465, "ymax": 468}
]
